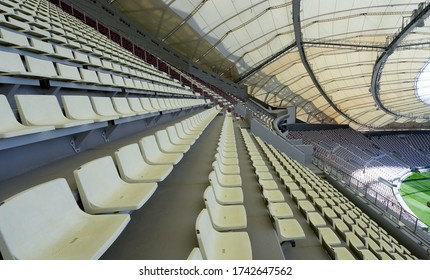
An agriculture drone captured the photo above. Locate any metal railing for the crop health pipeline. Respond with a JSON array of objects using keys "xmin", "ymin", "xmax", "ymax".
[{"xmin": 313, "ymin": 156, "xmax": 430, "ymax": 246}]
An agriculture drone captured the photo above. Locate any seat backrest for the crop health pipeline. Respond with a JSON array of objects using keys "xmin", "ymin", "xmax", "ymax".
[
  {"xmin": 139, "ymin": 135, "xmax": 163, "ymax": 163},
  {"xmin": 25, "ymin": 56, "xmax": 57, "ymax": 77},
  {"xmin": 15, "ymin": 94, "xmax": 66, "ymax": 126},
  {"xmin": 62, "ymin": 95, "xmax": 99, "ymax": 120},
  {"xmin": 115, "ymin": 143, "xmax": 149, "ymax": 181},
  {"xmin": 203, "ymin": 186, "xmax": 219, "ymax": 215},
  {"xmin": 57, "ymin": 63, "xmax": 81, "ymax": 81},
  {"xmin": 155, "ymin": 129, "xmax": 173, "ymax": 151},
  {"xmin": 140, "ymin": 97, "xmax": 156, "ymax": 111},
  {"xmin": 90, "ymin": 96, "xmax": 121, "ymax": 117},
  {"xmin": 112, "ymin": 97, "xmax": 135, "ymax": 115},
  {"xmin": 80, "ymin": 68, "xmax": 99, "ymax": 83},
  {"xmin": 0, "ymin": 50, "xmax": 26, "ymax": 73},
  {"xmin": 195, "ymin": 209, "xmax": 216, "ymax": 260},
  {"xmin": 128, "ymin": 97, "xmax": 145, "ymax": 113},
  {"xmin": 166, "ymin": 126, "xmax": 181, "ymax": 143},
  {"xmin": 0, "ymin": 94, "xmax": 22, "ymax": 130},
  {"xmin": 97, "ymin": 72, "xmax": 114, "ymax": 85},
  {"xmin": 0, "ymin": 178, "xmax": 83, "ymax": 259},
  {"xmin": 73, "ymin": 156, "xmax": 124, "ymax": 214},
  {"xmin": 0, "ymin": 27, "xmax": 29, "ymax": 48},
  {"xmin": 149, "ymin": 98, "xmax": 162, "ymax": 110}
]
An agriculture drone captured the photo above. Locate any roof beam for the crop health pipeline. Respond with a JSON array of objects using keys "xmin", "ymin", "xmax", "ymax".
[
  {"xmin": 292, "ymin": 0, "xmax": 364, "ymax": 127},
  {"xmin": 303, "ymin": 41, "xmax": 385, "ymax": 51},
  {"xmin": 371, "ymin": 2, "xmax": 430, "ymax": 118},
  {"xmin": 235, "ymin": 42, "xmax": 296, "ymax": 83},
  {"xmin": 162, "ymin": 0, "xmax": 208, "ymax": 42}
]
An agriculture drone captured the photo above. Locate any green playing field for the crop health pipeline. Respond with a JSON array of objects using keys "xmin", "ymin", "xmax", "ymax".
[{"xmin": 400, "ymin": 172, "xmax": 430, "ymax": 227}]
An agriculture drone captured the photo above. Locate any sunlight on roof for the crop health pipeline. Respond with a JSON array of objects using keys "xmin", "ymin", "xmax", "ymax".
[{"xmin": 416, "ymin": 61, "xmax": 430, "ymax": 105}]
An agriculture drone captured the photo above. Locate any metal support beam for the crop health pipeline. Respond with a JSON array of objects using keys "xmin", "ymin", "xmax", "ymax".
[
  {"xmin": 371, "ymin": 2, "xmax": 430, "ymax": 118},
  {"xmin": 235, "ymin": 42, "xmax": 296, "ymax": 83},
  {"xmin": 292, "ymin": 0, "xmax": 364, "ymax": 127},
  {"xmin": 162, "ymin": 0, "xmax": 208, "ymax": 42}
]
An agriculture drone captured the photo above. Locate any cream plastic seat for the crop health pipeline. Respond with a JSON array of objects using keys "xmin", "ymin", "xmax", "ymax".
[
  {"xmin": 174, "ymin": 122, "xmax": 198, "ymax": 140},
  {"xmin": 127, "ymin": 97, "xmax": 148, "ymax": 115},
  {"xmin": 274, "ymin": 218, "xmax": 306, "ymax": 245},
  {"xmin": 155, "ymin": 129, "xmax": 190, "ymax": 154},
  {"xmin": 15, "ymin": 95, "xmax": 93, "ymax": 128},
  {"xmin": 73, "ymin": 156, "xmax": 157, "ymax": 214},
  {"xmin": 112, "ymin": 97, "xmax": 137, "ymax": 117},
  {"xmin": 166, "ymin": 125, "xmax": 195, "ymax": 146},
  {"xmin": 209, "ymin": 173, "xmax": 243, "ymax": 205},
  {"xmin": 212, "ymin": 159, "xmax": 240, "ymax": 175},
  {"xmin": 267, "ymin": 202, "xmax": 294, "ymax": 219},
  {"xmin": 115, "ymin": 143, "xmax": 173, "ymax": 183},
  {"xmin": 213, "ymin": 164, "xmax": 242, "ymax": 187},
  {"xmin": 140, "ymin": 97, "xmax": 159, "ymax": 113},
  {"xmin": 90, "ymin": 96, "xmax": 124, "ymax": 119},
  {"xmin": 0, "ymin": 95, "xmax": 54, "ymax": 138},
  {"xmin": 203, "ymin": 186, "xmax": 247, "ymax": 231},
  {"xmin": 139, "ymin": 135, "xmax": 183, "ymax": 165},
  {"xmin": 0, "ymin": 178, "xmax": 130, "ymax": 259},
  {"xmin": 195, "ymin": 209, "xmax": 252, "ymax": 260},
  {"xmin": 62, "ymin": 95, "xmax": 117, "ymax": 122}
]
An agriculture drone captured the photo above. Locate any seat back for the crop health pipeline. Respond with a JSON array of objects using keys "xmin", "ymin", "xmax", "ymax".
[
  {"xmin": 73, "ymin": 156, "xmax": 124, "ymax": 214},
  {"xmin": 140, "ymin": 97, "xmax": 157, "ymax": 111},
  {"xmin": 0, "ymin": 178, "xmax": 83, "ymax": 259},
  {"xmin": 115, "ymin": 143, "xmax": 150, "ymax": 182},
  {"xmin": 0, "ymin": 50, "xmax": 26, "ymax": 73},
  {"xmin": 128, "ymin": 97, "xmax": 145, "ymax": 113},
  {"xmin": 0, "ymin": 94, "xmax": 22, "ymax": 130},
  {"xmin": 166, "ymin": 126, "xmax": 181, "ymax": 144},
  {"xmin": 62, "ymin": 95, "xmax": 100, "ymax": 121},
  {"xmin": 80, "ymin": 68, "xmax": 100, "ymax": 84},
  {"xmin": 90, "ymin": 96, "xmax": 121, "ymax": 117},
  {"xmin": 57, "ymin": 63, "xmax": 81, "ymax": 80},
  {"xmin": 112, "ymin": 97, "xmax": 135, "ymax": 115},
  {"xmin": 139, "ymin": 135, "xmax": 163, "ymax": 163},
  {"xmin": 195, "ymin": 209, "xmax": 217, "ymax": 260},
  {"xmin": 155, "ymin": 129, "xmax": 173, "ymax": 152},
  {"xmin": 15, "ymin": 94, "xmax": 67, "ymax": 126}
]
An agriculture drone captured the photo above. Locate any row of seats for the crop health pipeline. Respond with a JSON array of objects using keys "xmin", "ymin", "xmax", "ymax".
[
  {"xmin": 0, "ymin": 94, "xmax": 207, "ymax": 138},
  {"xmin": 0, "ymin": 0, "xmax": 194, "ymax": 95},
  {"xmin": 252, "ymin": 134, "xmax": 418, "ymax": 260},
  {"xmin": 0, "ymin": 107, "xmax": 219, "ymax": 259},
  {"xmin": 240, "ymin": 128, "xmax": 305, "ymax": 247},
  {"xmin": 190, "ymin": 113, "xmax": 252, "ymax": 260}
]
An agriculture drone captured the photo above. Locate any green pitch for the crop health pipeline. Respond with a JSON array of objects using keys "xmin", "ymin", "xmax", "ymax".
[{"xmin": 400, "ymin": 172, "xmax": 430, "ymax": 227}]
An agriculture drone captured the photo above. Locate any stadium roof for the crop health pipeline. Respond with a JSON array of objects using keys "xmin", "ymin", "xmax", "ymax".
[{"xmin": 111, "ymin": 0, "xmax": 430, "ymax": 130}]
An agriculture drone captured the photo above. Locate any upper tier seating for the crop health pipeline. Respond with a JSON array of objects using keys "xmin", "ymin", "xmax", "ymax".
[{"xmin": 15, "ymin": 94, "xmax": 94, "ymax": 128}]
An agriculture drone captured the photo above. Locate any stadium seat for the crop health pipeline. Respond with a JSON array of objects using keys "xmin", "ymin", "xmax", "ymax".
[
  {"xmin": 62, "ymin": 95, "xmax": 117, "ymax": 122},
  {"xmin": 274, "ymin": 218, "xmax": 306, "ymax": 245},
  {"xmin": 195, "ymin": 209, "xmax": 252, "ymax": 260},
  {"xmin": 0, "ymin": 178, "xmax": 130, "ymax": 259},
  {"xmin": 209, "ymin": 174, "xmax": 243, "ymax": 205},
  {"xmin": 115, "ymin": 143, "xmax": 173, "ymax": 183},
  {"xmin": 73, "ymin": 156, "xmax": 157, "ymax": 214},
  {"xmin": 212, "ymin": 164, "xmax": 242, "ymax": 187},
  {"xmin": 139, "ymin": 135, "xmax": 183, "ymax": 165},
  {"xmin": 203, "ymin": 186, "xmax": 247, "ymax": 231},
  {"xmin": 0, "ymin": 95, "xmax": 54, "ymax": 138},
  {"xmin": 267, "ymin": 202, "xmax": 294, "ymax": 219},
  {"xmin": 15, "ymin": 95, "xmax": 94, "ymax": 128},
  {"xmin": 111, "ymin": 97, "xmax": 137, "ymax": 117},
  {"xmin": 155, "ymin": 129, "xmax": 190, "ymax": 154},
  {"xmin": 166, "ymin": 125, "xmax": 195, "ymax": 146},
  {"xmin": 90, "ymin": 96, "xmax": 125, "ymax": 119}
]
